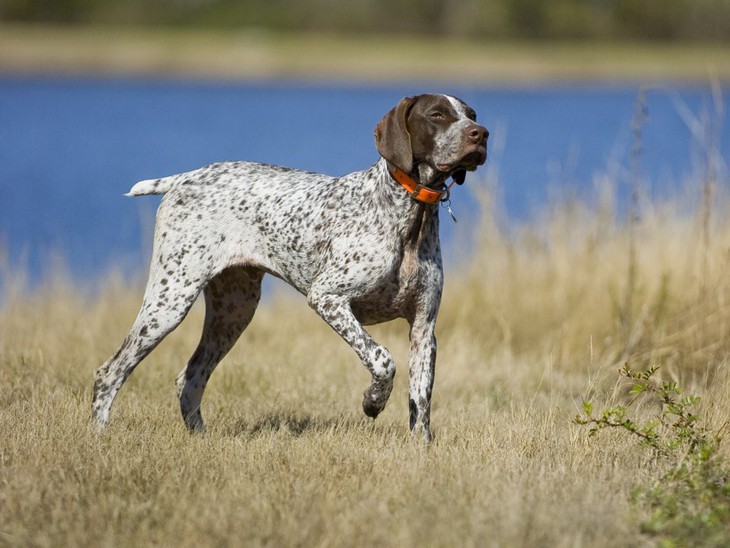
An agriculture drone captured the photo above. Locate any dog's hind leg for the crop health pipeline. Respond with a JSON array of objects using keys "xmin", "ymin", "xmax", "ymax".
[
  {"xmin": 91, "ymin": 261, "xmax": 206, "ymax": 429},
  {"xmin": 174, "ymin": 266, "xmax": 263, "ymax": 432}
]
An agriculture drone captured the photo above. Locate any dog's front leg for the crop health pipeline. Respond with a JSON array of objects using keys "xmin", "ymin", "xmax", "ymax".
[
  {"xmin": 307, "ymin": 289, "xmax": 395, "ymax": 419},
  {"xmin": 408, "ymin": 317, "xmax": 437, "ymax": 443}
]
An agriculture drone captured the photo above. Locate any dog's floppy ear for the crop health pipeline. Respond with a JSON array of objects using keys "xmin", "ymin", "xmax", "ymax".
[{"xmin": 374, "ymin": 96, "xmax": 417, "ymax": 173}]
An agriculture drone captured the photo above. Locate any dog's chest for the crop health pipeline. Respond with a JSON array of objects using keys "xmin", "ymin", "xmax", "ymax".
[{"xmin": 349, "ymin": 223, "xmax": 440, "ymax": 325}]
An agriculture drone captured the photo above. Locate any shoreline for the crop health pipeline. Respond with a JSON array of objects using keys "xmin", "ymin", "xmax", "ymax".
[{"xmin": 2, "ymin": 24, "xmax": 730, "ymax": 85}]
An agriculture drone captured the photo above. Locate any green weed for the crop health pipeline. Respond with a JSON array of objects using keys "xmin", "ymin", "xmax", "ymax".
[{"xmin": 576, "ymin": 364, "xmax": 730, "ymax": 546}]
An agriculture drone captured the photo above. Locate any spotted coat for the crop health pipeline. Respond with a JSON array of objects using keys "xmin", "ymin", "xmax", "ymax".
[{"xmin": 91, "ymin": 93, "xmax": 488, "ymax": 442}]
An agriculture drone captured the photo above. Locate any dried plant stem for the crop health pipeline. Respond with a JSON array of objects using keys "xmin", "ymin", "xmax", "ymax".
[{"xmin": 624, "ymin": 87, "xmax": 647, "ymax": 355}]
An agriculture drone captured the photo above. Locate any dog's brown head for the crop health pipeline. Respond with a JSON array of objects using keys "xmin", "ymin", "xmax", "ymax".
[{"xmin": 375, "ymin": 94, "xmax": 488, "ymax": 187}]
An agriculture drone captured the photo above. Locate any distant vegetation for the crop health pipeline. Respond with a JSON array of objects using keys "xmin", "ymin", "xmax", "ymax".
[{"xmin": 3, "ymin": 0, "xmax": 730, "ymax": 42}]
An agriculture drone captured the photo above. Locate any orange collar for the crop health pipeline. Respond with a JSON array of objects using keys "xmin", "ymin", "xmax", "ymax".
[{"xmin": 388, "ymin": 166, "xmax": 454, "ymax": 204}]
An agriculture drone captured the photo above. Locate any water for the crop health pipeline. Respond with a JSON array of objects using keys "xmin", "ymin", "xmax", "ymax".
[{"xmin": 1, "ymin": 76, "xmax": 727, "ymax": 284}]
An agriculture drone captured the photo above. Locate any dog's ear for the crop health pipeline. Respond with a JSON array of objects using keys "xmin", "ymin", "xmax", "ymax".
[
  {"xmin": 452, "ymin": 169, "xmax": 466, "ymax": 185},
  {"xmin": 374, "ymin": 96, "xmax": 417, "ymax": 173}
]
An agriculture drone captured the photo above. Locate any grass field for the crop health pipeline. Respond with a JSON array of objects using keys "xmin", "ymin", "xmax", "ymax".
[
  {"xmin": 2, "ymin": 155, "xmax": 730, "ymax": 545},
  {"xmin": 2, "ymin": 24, "xmax": 730, "ymax": 84}
]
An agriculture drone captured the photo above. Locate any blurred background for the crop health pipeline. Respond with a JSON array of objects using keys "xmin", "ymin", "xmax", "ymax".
[
  {"xmin": 3, "ymin": 0, "xmax": 730, "ymax": 41},
  {"xmin": 0, "ymin": 0, "xmax": 729, "ymax": 286}
]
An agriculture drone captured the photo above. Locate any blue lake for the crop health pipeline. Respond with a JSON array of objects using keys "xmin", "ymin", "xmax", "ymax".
[{"xmin": 0, "ymin": 76, "xmax": 728, "ymax": 284}]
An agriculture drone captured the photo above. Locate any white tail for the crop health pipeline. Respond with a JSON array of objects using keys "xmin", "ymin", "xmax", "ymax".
[{"xmin": 125, "ymin": 177, "xmax": 175, "ymax": 197}]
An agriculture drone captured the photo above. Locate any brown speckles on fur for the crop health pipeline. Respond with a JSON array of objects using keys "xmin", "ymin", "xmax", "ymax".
[{"xmin": 91, "ymin": 94, "xmax": 488, "ymax": 443}]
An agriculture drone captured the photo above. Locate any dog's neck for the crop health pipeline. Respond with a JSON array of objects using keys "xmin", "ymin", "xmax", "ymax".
[
  {"xmin": 381, "ymin": 158, "xmax": 454, "ymax": 205},
  {"xmin": 416, "ymin": 163, "xmax": 449, "ymax": 188},
  {"xmin": 370, "ymin": 159, "xmax": 441, "ymax": 246}
]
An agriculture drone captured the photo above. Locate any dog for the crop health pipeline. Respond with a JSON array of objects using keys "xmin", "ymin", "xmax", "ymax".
[{"xmin": 92, "ymin": 93, "xmax": 488, "ymax": 442}]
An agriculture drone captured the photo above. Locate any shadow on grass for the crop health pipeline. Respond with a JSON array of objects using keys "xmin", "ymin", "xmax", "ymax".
[{"xmin": 222, "ymin": 412, "xmax": 400, "ymax": 439}]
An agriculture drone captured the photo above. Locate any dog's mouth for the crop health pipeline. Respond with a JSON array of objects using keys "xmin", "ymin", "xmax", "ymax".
[{"xmin": 436, "ymin": 145, "xmax": 487, "ymax": 174}]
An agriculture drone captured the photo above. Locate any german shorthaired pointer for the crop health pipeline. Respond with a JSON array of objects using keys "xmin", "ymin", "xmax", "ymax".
[{"xmin": 92, "ymin": 93, "xmax": 488, "ymax": 442}]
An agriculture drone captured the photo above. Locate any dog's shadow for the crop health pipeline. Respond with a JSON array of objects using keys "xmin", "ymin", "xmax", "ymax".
[
  {"xmin": 222, "ymin": 412, "xmax": 381, "ymax": 439},
  {"xmin": 224, "ymin": 413, "xmax": 356, "ymax": 437}
]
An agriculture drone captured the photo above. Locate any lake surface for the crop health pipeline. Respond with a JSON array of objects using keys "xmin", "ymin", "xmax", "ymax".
[{"xmin": 0, "ymin": 76, "xmax": 728, "ymax": 284}]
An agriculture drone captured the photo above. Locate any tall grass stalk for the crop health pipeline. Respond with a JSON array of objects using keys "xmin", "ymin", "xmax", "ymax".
[{"xmin": 623, "ymin": 87, "xmax": 647, "ymax": 357}]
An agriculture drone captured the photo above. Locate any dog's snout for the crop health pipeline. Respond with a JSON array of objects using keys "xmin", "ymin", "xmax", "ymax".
[{"xmin": 467, "ymin": 124, "xmax": 488, "ymax": 144}]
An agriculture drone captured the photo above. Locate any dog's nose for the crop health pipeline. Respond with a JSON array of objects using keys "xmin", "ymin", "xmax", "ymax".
[{"xmin": 468, "ymin": 124, "xmax": 489, "ymax": 144}]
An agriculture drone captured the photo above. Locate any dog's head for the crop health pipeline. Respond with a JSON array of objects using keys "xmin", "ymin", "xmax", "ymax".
[{"xmin": 374, "ymin": 94, "xmax": 488, "ymax": 187}]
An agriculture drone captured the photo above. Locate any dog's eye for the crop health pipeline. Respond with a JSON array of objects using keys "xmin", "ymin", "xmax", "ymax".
[{"xmin": 430, "ymin": 111, "xmax": 444, "ymax": 119}]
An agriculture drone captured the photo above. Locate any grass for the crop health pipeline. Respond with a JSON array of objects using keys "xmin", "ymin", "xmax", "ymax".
[
  {"xmin": 3, "ymin": 163, "xmax": 730, "ymax": 545},
  {"xmin": 2, "ymin": 90, "xmax": 730, "ymax": 544},
  {"xmin": 0, "ymin": 284, "xmax": 643, "ymax": 547},
  {"xmin": 2, "ymin": 23, "xmax": 730, "ymax": 83}
]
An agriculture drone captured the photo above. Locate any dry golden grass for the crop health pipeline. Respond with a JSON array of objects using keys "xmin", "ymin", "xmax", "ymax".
[{"xmin": 2, "ymin": 176, "xmax": 730, "ymax": 546}]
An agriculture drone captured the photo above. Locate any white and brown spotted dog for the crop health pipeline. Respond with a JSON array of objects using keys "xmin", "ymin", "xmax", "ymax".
[{"xmin": 92, "ymin": 94, "xmax": 488, "ymax": 442}]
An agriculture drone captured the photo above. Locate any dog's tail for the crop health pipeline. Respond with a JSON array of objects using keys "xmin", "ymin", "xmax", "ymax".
[
  {"xmin": 125, "ymin": 164, "xmax": 218, "ymax": 197},
  {"xmin": 126, "ymin": 164, "xmax": 226, "ymax": 197},
  {"xmin": 125, "ymin": 176, "xmax": 176, "ymax": 197}
]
